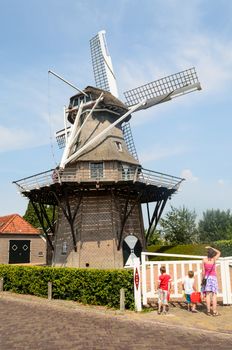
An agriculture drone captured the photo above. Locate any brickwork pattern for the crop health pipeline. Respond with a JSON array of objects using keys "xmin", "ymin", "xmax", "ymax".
[
  {"xmin": 0, "ymin": 296, "xmax": 231, "ymax": 350},
  {"xmin": 53, "ymin": 190, "xmax": 145, "ymax": 269}
]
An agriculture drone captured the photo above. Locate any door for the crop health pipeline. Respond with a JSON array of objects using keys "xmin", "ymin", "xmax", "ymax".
[{"xmin": 9, "ymin": 240, "xmax": 30, "ymax": 264}]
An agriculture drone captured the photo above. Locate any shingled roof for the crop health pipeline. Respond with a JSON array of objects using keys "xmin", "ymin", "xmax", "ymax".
[{"xmin": 0, "ymin": 214, "xmax": 40, "ymax": 235}]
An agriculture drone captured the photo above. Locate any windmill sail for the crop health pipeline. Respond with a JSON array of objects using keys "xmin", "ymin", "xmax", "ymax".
[
  {"xmin": 90, "ymin": 30, "xmax": 118, "ymax": 97},
  {"xmin": 123, "ymin": 67, "xmax": 201, "ymax": 111}
]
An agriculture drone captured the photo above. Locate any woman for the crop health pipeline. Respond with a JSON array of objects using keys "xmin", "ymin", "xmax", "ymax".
[{"xmin": 202, "ymin": 246, "xmax": 221, "ymax": 316}]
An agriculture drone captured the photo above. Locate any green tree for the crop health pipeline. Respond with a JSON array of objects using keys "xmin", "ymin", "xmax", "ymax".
[
  {"xmin": 23, "ymin": 200, "xmax": 57, "ymax": 230},
  {"xmin": 146, "ymin": 228, "xmax": 164, "ymax": 246},
  {"xmin": 159, "ymin": 206, "xmax": 198, "ymax": 244},
  {"xmin": 198, "ymin": 209, "xmax": 232, "ymax": 242}
]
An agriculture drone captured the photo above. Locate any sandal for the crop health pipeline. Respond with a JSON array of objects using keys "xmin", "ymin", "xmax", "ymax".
[
  {"xmin": 213, "ymin": 311, "xmax": 220, "ymax": 317},
  {"xmin": 206, "ymin": 311, "xmax": 211, "ymax": 316}
]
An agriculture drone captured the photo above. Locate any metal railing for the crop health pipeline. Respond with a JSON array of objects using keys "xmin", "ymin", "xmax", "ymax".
[{"xmin": 13, "ymin": 166, "xmax": 183, "ymax": 193}]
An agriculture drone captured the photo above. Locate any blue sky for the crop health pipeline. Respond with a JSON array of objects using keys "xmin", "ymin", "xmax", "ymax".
[{"xmin": 1, "ymin": 0, "xmax": 232, "ymax": 222}]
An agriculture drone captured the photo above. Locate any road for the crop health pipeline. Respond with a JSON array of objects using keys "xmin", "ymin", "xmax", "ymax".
[{"xmin": 0, "ymin": 295, "xmax": 232, "ymax": 349}]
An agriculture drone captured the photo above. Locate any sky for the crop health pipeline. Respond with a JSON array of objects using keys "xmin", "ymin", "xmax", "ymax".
[{"xmin": 0, "ymin": 0, "xmax": 232, "ymax": 222}]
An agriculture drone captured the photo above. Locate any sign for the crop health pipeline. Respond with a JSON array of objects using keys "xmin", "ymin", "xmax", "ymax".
[{"xmin": 134, "ymin": 267, "xmax": 139, "ymax": 290}]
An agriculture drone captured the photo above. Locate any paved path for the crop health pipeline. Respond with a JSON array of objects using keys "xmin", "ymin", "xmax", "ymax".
[{"xmin": 0, "ymin": 294, "xmax": 232, "ymax": 349}]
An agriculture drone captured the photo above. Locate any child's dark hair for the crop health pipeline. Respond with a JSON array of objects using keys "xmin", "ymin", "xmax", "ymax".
[
  {"xmin": 160, "ymin": 266, "xmax": 166, "ymax": 274},
  {"xmin": 188, "ymin": 270, "xmax": 194, "ymax": 278}
]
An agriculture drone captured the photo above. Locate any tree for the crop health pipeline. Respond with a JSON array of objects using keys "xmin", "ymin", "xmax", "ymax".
[
  {"xmin": 198, "ymin": 209, "xmax": 232, "ymax": 242},
  {"xmin": 159, "ymin": 206, "xmax": 198, "ymax": 244},
  {"xmin": 23, "ymin": 200, "xmax": 57, "ymax": 231},
  {"xmin": 146, "ymin": 227, "xmax": 165, "ymax": 246}
]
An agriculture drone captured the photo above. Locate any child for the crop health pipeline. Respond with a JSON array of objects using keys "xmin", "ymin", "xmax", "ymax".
[
  {"xmin": 182, "ymin": 270, "xmax": 197, "ymax": 312},
  {"xmin": 157, "ymin": 266, "xmax": 172, "ymax": 315}
]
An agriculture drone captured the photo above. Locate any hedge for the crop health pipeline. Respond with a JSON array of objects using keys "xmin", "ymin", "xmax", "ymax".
[
  {"xmin": 0, "ymin": 265, "xmax": 134, "ymax": 310},
  {"xmin": 147, "ymin": 244, "xmax": 207, "ymax": 260},
  {"xmin": 147, "ymin": 240, "xmax": 232, "ymax": 259}
]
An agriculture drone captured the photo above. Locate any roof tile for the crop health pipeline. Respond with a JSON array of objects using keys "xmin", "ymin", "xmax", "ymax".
[{"xmin": 0, "ymin": 214, "xmax": 40, "ymax": 235}]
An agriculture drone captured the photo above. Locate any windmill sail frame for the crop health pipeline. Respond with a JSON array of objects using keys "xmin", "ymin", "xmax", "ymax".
[{"xmin": 123, "ymin": 67, "xmax": 201, "ymax": 110}]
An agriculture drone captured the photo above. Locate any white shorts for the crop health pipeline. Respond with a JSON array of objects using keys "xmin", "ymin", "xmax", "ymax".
[{"xmin": 158, "ymin": 289, "xmax": 168, "ymax": 304}]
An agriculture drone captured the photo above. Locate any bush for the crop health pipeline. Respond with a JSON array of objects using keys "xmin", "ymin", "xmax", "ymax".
[
  {"xmin": 147, "ymin": 244, "xmax": 208, "ymax": 260},
  {"xmin": 213, "ymin": 240, "xmax": 232, "ymax": 257},
  {"xmin": 147, "ymin": 241, "xmax": 232, "ymax": 260},
  {"xmin": 0, "ymin": 265, "xmax": 134, "ymax": 309}
]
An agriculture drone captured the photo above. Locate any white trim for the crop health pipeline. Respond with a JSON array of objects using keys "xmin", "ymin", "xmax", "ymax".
[{"xmin": 140, "ymin": 252, "xmax": 232, "ymax": 306}]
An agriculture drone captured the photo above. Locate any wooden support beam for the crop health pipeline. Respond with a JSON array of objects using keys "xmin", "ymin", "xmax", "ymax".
[
  {"xmin": 30, "ymin": 200, "xmax": 54, "ymax": 251},
  {"xmin": 146, "ymin": 195, "xmax": 169, "ymax": 242},
  {"xmin": 51, "ymin": 189, "xmax": 82, "ymax": 252}
]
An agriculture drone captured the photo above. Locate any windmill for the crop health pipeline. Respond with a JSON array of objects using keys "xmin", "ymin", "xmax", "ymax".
[{"xmin": 13, "ymin": 30, "xmax": 201, "ymax": 268}]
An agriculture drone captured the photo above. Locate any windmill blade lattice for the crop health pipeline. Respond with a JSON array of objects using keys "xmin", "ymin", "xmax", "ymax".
[
  {"xmin": 124, "ymin": 67, "xmax": 201, "ymax": 110},
  {"xmin": 121, "ymin": 122, "xmax": 139, "ymax": 161},
  {"xmin": 90, "ymin": 30, "xmax": 118, "ymax": 97}
]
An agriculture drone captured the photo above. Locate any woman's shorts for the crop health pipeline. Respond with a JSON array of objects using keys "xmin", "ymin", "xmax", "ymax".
[
  {"xmin": 158, "ymin": 289, "xmax": 168, "ymax": 304},
  {"xmin": 202, "ymin": 276, "xmax": 218, "ymax": 294}
]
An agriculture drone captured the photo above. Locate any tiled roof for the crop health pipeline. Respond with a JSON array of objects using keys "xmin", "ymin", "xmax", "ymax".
[{"xmin": 0, "ymin": 214, "xmax": 40, "ymax": 235}]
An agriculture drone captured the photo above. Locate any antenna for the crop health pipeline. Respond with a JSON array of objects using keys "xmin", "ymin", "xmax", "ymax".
[
  {"xmin": 90, "ymin": 30, "xmax": 118, "ymax": 97},
  {"xmin": 123, "ymin": 67, "xmax": 201, "ymax": 111}
]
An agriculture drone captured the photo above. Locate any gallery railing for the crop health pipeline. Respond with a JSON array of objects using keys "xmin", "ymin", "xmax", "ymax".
[{"xmin": 13, "ymin": 167, "xmax": 184, "ymax": 193}]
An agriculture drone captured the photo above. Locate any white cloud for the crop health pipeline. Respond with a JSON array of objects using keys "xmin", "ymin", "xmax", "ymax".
[
  {"xmin": 140, "ymin": 145, "xmax": 185, "ymax": 163},
  {"xmin": 181, "ymin": 169, "xmax": 198, "ymax": 182},
  {"xmin": 0, "ymin": 125, "xmax": 48, "ymax": 152},
  {"xmin": 217, "ymin": 179, "xmax": 225, "ymax": 186}
]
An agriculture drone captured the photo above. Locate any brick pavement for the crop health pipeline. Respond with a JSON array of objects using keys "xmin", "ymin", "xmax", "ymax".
[{"xmin": 0, "ymin": 293, "xmax": 232, "ymax": 350}]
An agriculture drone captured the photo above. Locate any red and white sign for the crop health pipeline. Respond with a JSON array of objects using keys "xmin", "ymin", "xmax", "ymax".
[{"xmin": 134, "ymin": 267, "xmax": 140, "ymax": 290}]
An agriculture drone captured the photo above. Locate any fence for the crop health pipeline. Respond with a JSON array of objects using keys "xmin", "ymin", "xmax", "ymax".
[{"xmin": 137, "ymin": 252, "xmax": 232, "ymax": 308}]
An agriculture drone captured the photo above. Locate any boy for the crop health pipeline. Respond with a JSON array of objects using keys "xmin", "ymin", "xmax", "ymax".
[
  {"xmin": 182, "ymin": 270, "xmax": 197, "ymax": 312},
  {"xmin": 157, "ymin": 266, "xmax": 172, "ymax": 315}
]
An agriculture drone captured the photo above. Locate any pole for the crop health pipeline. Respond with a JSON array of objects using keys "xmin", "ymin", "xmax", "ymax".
[
  {"xmin": 134, "ymin": 257, "xmax": 142, "ymax": 312},
  {"xmin": 48, "ymin": 70, "xmax": 88, "ymax": 96},
  {"xmin": 120, "ymin": 288, "xmax": 125, "ymax": 312},
  {"xmin": 48, "ymin": 282, "xmax": 52, "ymax": 300},
  {"xmin": 0, "ymin": 278, "xmax": 3, "ymax": 292}
]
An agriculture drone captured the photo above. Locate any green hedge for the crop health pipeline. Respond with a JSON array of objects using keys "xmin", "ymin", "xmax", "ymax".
[
  {"xmin": 147, "ymin": 240, "xmax": 232, "ymax": 259},
  {"xmin": 0, "ymin": 265, "xmax": 134, "ymax": 309},
  {"xmin": 147, "ymin": 244, "xmax": 206, "ymax": 260}
]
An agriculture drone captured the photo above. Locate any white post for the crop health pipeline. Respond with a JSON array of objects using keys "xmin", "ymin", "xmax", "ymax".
[
  {"xmin": 225, "ymin": 259, "xmax": 232, "ymax": 304},
  {"xmin": 220, "ymin": 259, "xmax": 228, "ymax": 305},
  {"xmin": 134, "ymin": 257, "xmax": 142, "ymax": 311},
  {"xmin": 221, "ymin": 258, "xmax": 232, "ymax": 305},
  {"xmin": 141, "ymin": 253, "xmax": 147, "ymax": 306}
]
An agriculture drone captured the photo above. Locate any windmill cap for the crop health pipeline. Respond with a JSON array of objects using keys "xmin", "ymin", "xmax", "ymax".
[{"xmin": 68, "ymin": 86, "xmax": 130, "ymax": 123}]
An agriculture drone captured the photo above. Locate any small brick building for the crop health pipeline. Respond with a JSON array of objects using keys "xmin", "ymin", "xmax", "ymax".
[{"xmin": 0, "ymin": 214, "xmax": 46, "ymax": 265}]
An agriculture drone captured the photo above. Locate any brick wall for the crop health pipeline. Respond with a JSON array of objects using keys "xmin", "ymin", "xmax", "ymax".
[{"xmin": 53, "ymin": 190, "xmax": 145, "ymax": 269}]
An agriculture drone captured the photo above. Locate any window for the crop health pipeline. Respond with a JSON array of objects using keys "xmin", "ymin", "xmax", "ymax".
[
  {"xmin": 115, "ymin": 141, "xmax": 122, "ymax": 152},
  {"xmin": 90, "ymin": 162, "xmax": 104, "ymax": 179},
  {"xmin": 72, "ymin": 94, "xmax": 92, "ymax": 107},
  {"xmin": 121, "ymin": 164, "xmax": 134, "ymax": 180},
  {"xmin": 62, "ymin": 241, "xmax": 68, "ymax": 255}
]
